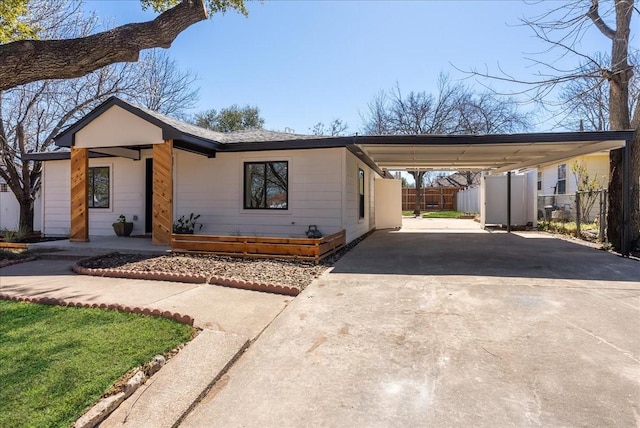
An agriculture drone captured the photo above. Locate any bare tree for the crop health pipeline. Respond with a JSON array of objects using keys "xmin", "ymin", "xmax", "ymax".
[
  {"xmin": 467, "ymin": 0, "xmax": 639, "ymax": 251},
  {"xmin": 362, "ymin": 74, "xmax": 530, "ymax": 215},
  {"xmin": 127, "ymin": 48, "xmax": 199, "ymax": 118},
  {"xmin": 310, "ymin": 119, "xmax": 348, "ymax": 136},
  {"xmin": 0, "ymin": 0, "xmax": 246, "ymax": 91},
  {"xmin": 556, "ymin": 52, "xmax": 640, "ymax": 132}
]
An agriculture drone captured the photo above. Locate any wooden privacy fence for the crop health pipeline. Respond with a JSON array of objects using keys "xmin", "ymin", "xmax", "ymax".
[
  {"xmin": 402, "ymin": 187, "xmax": 460, "ymax": 211},
  {"xmin": 171, "ymin": 230, "xmax": 346, "ymax": 263}
]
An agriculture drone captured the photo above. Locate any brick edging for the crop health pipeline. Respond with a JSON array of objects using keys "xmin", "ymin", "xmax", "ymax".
[
  {"xmin": 0, "ymin": 256, "xmax": 36, "ymax": 269},
  {"xmin": 72, "ymin": 263, "xmax": 207, "ymax": 284},
  {"xmin": 0, "ymin": 293, "xmax": 194, "ymax": 326},
  {"xmin": 73, "ymin": 259, "xmax": 300, "ymax": 297},
  {"xmin": 209, "ymin": 275, "xmax": 300, "ymax": 296}
]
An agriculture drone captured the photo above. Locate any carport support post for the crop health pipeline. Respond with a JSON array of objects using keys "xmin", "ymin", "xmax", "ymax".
[
  {"xmin": 621, "ymin": 139, "xmax": 631, "ymax": 257},
  {"xmin": 575, "ymin": 192, "xmax": 581, "ymax": 239},
  {"xmin": 507, "ymin": 171, "xmax": 511, "ymax": 233}
]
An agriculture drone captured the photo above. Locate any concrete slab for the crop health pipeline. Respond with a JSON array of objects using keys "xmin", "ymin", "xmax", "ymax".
[
  {"xmin": 181, "ymin": 225, "xmax": 640, "ymax": 427},
  {"xmin": 0, "ymin": 259, "xmax": 290, "ymax": 337},
  {"xmin": 28, "ymin": 235, "xmax": 169, "ymax": 256},
  {"xmin": 101, "ymin": 330, "xmax": 248, "ymax": 428}
]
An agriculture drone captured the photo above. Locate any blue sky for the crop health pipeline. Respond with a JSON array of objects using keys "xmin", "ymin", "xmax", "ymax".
[{"xmin": 85, "ymin": 0, "xmax": 637, "ymax": 134}]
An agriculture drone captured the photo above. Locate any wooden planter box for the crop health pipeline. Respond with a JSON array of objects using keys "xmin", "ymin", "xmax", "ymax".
[{"xmin": 171, "ymin": 230, "xmax": 346, "ymax": 263}]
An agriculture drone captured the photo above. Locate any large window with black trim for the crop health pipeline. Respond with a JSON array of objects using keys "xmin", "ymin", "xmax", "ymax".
[
  {"xmin": 88, "ymin": 166, "xmax": 110, "ymax": 208},
  {"xmin": 244, "ymin": 161, "xmax": 288, "ymax": 209}
]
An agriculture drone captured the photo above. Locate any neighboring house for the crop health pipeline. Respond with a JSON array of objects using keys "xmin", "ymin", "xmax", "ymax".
[
  {"xmin": 537, "ymin": 153, "xmax": 609, "ymax": 196},
  {"xmin": 536, "ymin": 152, "xmax": 609, "ymax": 222},
  {"xmin": 30, "ymin": 97, "xmax": 401, "ymax": 244},
  {"xmin": 0, "ymin": 178, "xmax": 20, "ymax": 230}
]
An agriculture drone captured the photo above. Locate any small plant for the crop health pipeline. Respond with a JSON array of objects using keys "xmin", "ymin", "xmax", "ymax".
[
  {"xmin": 173, "ymin": 213, "xmax": 203, "ymax": 234},
  {"xmin": 112, "ymin": 214, "xmax": 133, "ymax": 237},
  {"xmin": 1, "ymin": 227, "xmax": 29, "ymax": 243}
]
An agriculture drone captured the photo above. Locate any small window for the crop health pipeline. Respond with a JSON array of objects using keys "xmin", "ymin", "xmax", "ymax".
[
  {"xmin": 0, "ymin": 183, "xmax": 8, "ymax": 192},
  {"xmin": 358, "ymin": 168, "xmax": 365, "ymax": 219},
  {"xmin": 244, "ymin": 161, "xmax": 288, "ymax": 209},
  {"xmin": 537, "ymin": 171, "xmax": 542, "ymax": 191},
  {"xmin": 88, "ymin": 166, "xmax": 110, "ymax": 208},
  {"xmin": 557, "ymin": 164, "xmax": 566, "ymax": 195}
]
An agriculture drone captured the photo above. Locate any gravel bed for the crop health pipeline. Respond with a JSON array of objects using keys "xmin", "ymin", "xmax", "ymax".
[
  {"xmin": 78, "ymin": 233, "xmax": 369, "ymax": 290},
  {"xmin": 79, "ymin": 253, "xmax": 326, "ymax": 289}
]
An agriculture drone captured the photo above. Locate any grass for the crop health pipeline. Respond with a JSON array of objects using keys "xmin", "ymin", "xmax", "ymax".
[
  {"xmin": 423, "ymin": 210, "xmax": 465, "ymax": 218},
  {"xmin": 538, "ymin": 220, "xmax": 599, "ymax": 234},
  {"xmin": 402, "ymin": 210, "xmax": 468, "ymax": 218},
  {"xmin": 0, "ymin": 300, "xmax": 194, "ymax": 427}
]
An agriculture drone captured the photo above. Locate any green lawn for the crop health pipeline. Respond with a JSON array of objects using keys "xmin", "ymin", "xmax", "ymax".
[
  {"xmin": 422, "ymin": 210, "xmax": 464, "ymax": 218},
  {"xmin": 0, "ymin": 300, "xmax": 194, "ymax": 427}
]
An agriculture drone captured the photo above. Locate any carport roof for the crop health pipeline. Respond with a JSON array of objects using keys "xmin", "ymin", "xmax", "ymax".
[{"xmin": 351, "ymin": 132, "xmax": 633, "ymax": 174}]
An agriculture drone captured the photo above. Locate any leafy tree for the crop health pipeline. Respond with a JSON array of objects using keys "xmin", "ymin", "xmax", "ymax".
[
  {"xmin": 0, "ymin": 0, "xmax": 246, "ymax": 91},
  {"xmin": 0, "ymin": 0, "xmax": 36, "ymax": 42},
  {"xmin": 195, "ymin": 105, "xmax": 264, "ymax": 132}
]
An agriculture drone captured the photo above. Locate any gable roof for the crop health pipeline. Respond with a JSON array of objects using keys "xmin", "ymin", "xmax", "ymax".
[{"xmin": 53, "ymin": 96, "xmax": 328, "ymax": 156}]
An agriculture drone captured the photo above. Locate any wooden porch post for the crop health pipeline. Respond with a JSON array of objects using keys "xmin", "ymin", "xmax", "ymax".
[
  {"xmin": 152, "ymin": 139, "xmax": 173, "ymax": 245},
  {"xmin": 70, "ymin": 147, "xmax": 89, "ymax": 242}
]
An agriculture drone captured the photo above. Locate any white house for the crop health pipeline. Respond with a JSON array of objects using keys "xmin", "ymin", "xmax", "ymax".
[
  {"xmin": 536, "ymin": 152, "xmax": 609, "ymax": 222},
  {"xmin": 32, "ymin": 97, "xmax": 401, "ymax": 245},
  {"xmin": 26, "ymin": 97, "xmax": 633, "ymax": 254}
]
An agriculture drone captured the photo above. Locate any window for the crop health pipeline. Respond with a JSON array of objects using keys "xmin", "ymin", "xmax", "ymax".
[
  {"xmin": 244, "ymin": 161, "xmax": 288, "ymax": 209},
  {"xmin": 358, "ymin": 168, "xmax": 365, "ymax": 219},
  {"xmin": 0, "ymin": 183, "xmax": 7, "ymax": 192},
  {"xmin": 537, "ymin": 171, "xmax": 542, "ymax": 191},
  {"xmin": 88, "ymin": 166, "xmax": 110, "ymax": 208},
  {"xmin": 557, "ymin": 164, "xmax": 566, "ymax": 195}
]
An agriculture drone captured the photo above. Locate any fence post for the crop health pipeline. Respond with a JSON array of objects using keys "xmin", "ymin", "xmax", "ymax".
[{"xmin": 575, "ymin": 192, "xmax": 581, "ymax": 239}]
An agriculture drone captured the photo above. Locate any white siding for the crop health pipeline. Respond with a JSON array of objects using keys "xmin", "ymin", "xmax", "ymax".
[
  {"xmin": 0, "ymin": 190, "xmax": 20, "ymax": 230},
  {"xmin": 75, "ymin": 106, "xmax": 163, "ymax": 148},
  {"xmin": 538, "ymin": 153, "xmax": 609, "ymax": 195},
  {"xmin": 40, "ymin": 147, "xmax": 381, "ymax": 242},
  {"xmin": 343, "ymin": 150, "xmax": 376, "ymax": 242},
  {"xmin": 41, "ymin": 156, "xmax": 147, "ymax": 236},
  {"xmin": 374, "ymin": 178, "xmax": 402, "ymax": 229},
  {"xmin": 174, "ymin": 148, "xmax": 345, "ymax": 238}
]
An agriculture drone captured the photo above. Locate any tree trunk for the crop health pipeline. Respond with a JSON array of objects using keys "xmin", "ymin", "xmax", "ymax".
[
  {"xmin": 0, "ymin": 0, "xmax": 207, "ymax": 91},
  {"xmin": 18, "ymin": 197, "xmax": 34, "ymax": 233},
  {"xmin": 410, "ymin": 171, "xmax": 425, "ymax": 216},
  {"xmin": 605, "ymin": 0, "xmax": 633, "ymax": 252}
]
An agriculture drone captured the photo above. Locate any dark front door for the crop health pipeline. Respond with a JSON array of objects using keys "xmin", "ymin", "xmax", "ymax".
[{"xmin": 145, "ymin": 158, "xmax": 153, "ymax": 234}]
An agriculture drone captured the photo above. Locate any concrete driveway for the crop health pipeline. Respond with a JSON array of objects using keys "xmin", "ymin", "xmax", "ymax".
[{"xmin": 182, "ymin": 220, "xmax": 640, "ymax": 427}]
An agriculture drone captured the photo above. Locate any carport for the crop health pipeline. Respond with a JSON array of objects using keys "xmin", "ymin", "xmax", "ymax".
[{"xmin": 346, "ymin": 130, "xmax": 635, "ymax": 256}]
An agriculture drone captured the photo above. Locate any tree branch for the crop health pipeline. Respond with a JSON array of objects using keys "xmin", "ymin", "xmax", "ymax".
[
  {"xmin": 587, "ymin": 0, "xmax": 616, "ymax": 40},
  {"xmin": 0, "ymin": 0, "xmax": 207, "ymax": 91}
]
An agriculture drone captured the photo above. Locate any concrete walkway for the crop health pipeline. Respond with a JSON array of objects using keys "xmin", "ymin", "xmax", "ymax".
[
  {"xmin": 181, "ymin": 225, "xmax": 640, "ymax": 427},
  {"xmin": 0, "ymin": 258, "xmax": 291, "ymax": 426}
]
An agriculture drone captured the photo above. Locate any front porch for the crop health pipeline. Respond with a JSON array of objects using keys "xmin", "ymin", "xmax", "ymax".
[{"xmin": 28, "ymin": 235, "xmax": 169, "ymax": 258}]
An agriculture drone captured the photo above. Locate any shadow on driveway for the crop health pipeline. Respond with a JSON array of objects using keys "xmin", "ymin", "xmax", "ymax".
[{"xmin": 331, "ymin": 230, "xmax": 639, "ymax": 282}]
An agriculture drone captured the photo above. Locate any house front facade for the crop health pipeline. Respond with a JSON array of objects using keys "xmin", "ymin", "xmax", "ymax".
[{"xmin": 34, "ymin": 97, "xmax": 398, "ymax": 245}]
